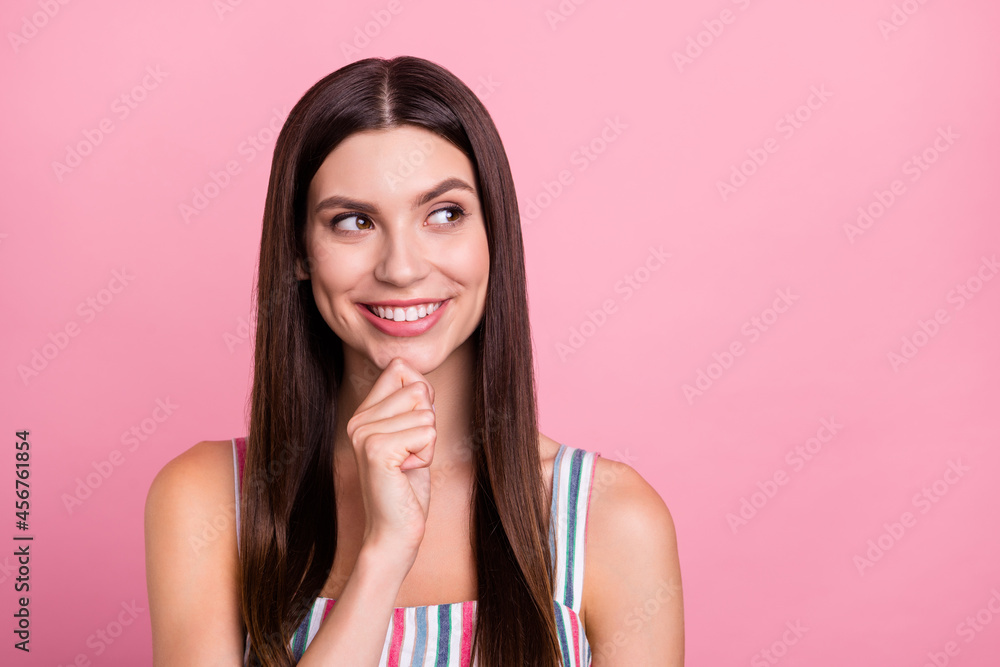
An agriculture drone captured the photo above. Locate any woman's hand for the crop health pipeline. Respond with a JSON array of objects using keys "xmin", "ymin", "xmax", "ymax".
[{"xmin": 346, "ymin": 357, "xmax": 437, "ymax": 562}]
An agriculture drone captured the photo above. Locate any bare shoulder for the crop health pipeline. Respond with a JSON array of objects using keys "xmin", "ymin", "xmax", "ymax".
[
  {"xmin": 145, "ymin": 439, "xmax": 244, "ymax": 664},
  {"xmin": 538, "ymin": 431, "xmax": 562, "ymax": 463},
  {"xmin": 586, "ymin": 456, "xmax": 679, "ymax": 561},
  {"xmin": 146, "ymin": 439, "xmax": 235, "ymax": 505},
  {"xmin": 145, "ymin": 439, "xmax": 237, "ymax": 540},
  {"xmin": 144, "ymin": 438, "xmax": 239, "ymax": 586},
  {"xmin": 583, "ymin": 456, "xmax": 685, "ymax": 665}
]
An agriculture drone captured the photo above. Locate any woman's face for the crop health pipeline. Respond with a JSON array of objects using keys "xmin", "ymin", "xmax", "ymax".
[{"xmin": 299, "ymin": 125, "xmax": 490, "ymax": 375}]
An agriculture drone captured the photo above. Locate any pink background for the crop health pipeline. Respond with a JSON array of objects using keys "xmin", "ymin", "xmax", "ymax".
[{"xmin": 2, "ymin": 0, "xmax": 999, "ymax": 665}]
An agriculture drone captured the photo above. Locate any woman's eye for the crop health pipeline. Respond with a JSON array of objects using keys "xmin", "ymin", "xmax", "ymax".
[
  {"xmin": 333, "ymin": 214, "xmax": 373, "ymax": 231},
  {"xmin": 427, "ymin": 206, "xmax": 465, "ymax": 226}
]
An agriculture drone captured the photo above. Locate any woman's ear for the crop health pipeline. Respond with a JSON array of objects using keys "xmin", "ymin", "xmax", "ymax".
[{"xmin": 295, "ymin": 258, "xmax": 310, "ymax": 281}]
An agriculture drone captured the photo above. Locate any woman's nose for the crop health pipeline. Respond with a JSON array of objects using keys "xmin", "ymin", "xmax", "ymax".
[{"xmin": 373, "ymin": 226, "xmax": 430, "ymax": 287}]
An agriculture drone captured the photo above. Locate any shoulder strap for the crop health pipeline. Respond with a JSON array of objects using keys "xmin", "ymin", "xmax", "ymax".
[
  {"xmin": 233, "ymin": 437, "xmax": 259, "ymax": 666},
  {"xmin": 232, "ymin": 437, "xmax": 247, "ymax": 549},
  {"xmin": 549, "ymin": 444, "xmax": 601, "ymax": 613}
]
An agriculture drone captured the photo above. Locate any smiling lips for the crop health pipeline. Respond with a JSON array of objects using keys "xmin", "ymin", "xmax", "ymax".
[
  {"xmin": 365, "ymin": 301, "xmax": 444, "ymax": 322},
  {"xmin": 357, "ymin": 298, "xmax": 450, "ymax": 337}
]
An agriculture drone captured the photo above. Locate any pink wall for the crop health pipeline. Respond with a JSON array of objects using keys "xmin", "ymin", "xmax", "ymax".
[{"xmin": 2, "ymin": 0, "xmax": 999, "ymax": 665}]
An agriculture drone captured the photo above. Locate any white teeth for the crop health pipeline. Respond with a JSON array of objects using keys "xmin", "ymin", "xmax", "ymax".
[{"xmin": 368, "ymin": 301, "xmax": 443, "ymax": 322}]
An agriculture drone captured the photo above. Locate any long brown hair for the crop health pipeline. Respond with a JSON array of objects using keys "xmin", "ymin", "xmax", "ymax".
[{"xmin": 240, "ymin": 56, "xmax": 562, "ymax": 665}]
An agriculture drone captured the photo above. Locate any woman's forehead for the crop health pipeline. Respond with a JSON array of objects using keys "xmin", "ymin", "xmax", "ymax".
[{"xmin": 308, "ymin": 127, "xmax": 476, "ymax": 206}]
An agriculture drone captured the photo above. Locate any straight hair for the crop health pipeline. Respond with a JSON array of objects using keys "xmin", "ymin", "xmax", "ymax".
[{"xmin": 240, "ymin": 56, "xmax": 562, "ymax": 665}]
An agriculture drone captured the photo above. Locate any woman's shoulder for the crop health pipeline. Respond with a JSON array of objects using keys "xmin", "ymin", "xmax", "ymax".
[
  {"xmin": 550, "ymin": 439, "xmax": 671, "ymax": 542},
  {"xmin": 146, "ymin": 440, "xmax": 235, "ymax": 502},
  {"xmin": 145, "ymin": 442, "xmax": 247, "ymax": 660},
  {"xmin": 587, "ymin": 455, "xmax": 674, "ymax": 537},
  {"xmin": 144, "ymin": 439, "xmax": 238, "ymax": 551},
  {"xmin": 541, "ymin": 434, "xmax": 672, "ymax": 546},
  {"xmin": 580, "ymin": 450, "xmax": 683, "ymax": 657}
]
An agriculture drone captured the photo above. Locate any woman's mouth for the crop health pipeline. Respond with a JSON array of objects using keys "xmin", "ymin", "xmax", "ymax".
[
  {"xmin": 357, "ymin": 299, "xmax": 450, "ymax": 337},
  {"xmin": 364, "ymin": 301, "xmax": 444, "ymax": 322}
]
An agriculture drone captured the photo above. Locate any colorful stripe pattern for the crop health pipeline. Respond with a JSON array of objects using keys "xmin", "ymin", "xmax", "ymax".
[{"xmin": 232, "ymin": 437, "xmax": 600, "ymax": 666}]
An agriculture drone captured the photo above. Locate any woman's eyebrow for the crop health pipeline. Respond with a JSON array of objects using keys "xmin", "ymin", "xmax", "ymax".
[
  {"xmin": 313, "ymin": 195, "xmax": 379, "ymax": 216},
  {"xmin": 312, "ymin": 177, "xmax": 477, "ymax": 216},
  {"xmin": 411, "ymin": 177, "xmax": 477, "ymax": 208}
]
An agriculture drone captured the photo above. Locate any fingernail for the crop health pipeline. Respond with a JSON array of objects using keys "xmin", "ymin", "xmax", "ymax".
[{"xmin": 432, "ymin": 403, "xmax": 435, "ymax": 413}]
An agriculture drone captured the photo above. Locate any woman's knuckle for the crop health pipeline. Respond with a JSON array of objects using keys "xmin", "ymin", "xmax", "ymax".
[{"xmin": 352, "ymin": 424, "xmax": 372, "ymax": 446}]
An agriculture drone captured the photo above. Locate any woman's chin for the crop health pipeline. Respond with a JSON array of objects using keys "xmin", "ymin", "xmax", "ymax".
[{"xmin": 366, "ymin": 344, "xmax": 443, "ymax": 376}]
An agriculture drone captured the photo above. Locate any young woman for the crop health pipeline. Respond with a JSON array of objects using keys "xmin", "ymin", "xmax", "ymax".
[{"xmin": 145, "ymin": 56, "xmax": 683, "ymax": 666}]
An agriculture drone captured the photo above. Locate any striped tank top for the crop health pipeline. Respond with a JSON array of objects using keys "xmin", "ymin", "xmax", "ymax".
[{"xmin": 232, "ymin": 436, "xmax": 601, "ymax": 666}]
